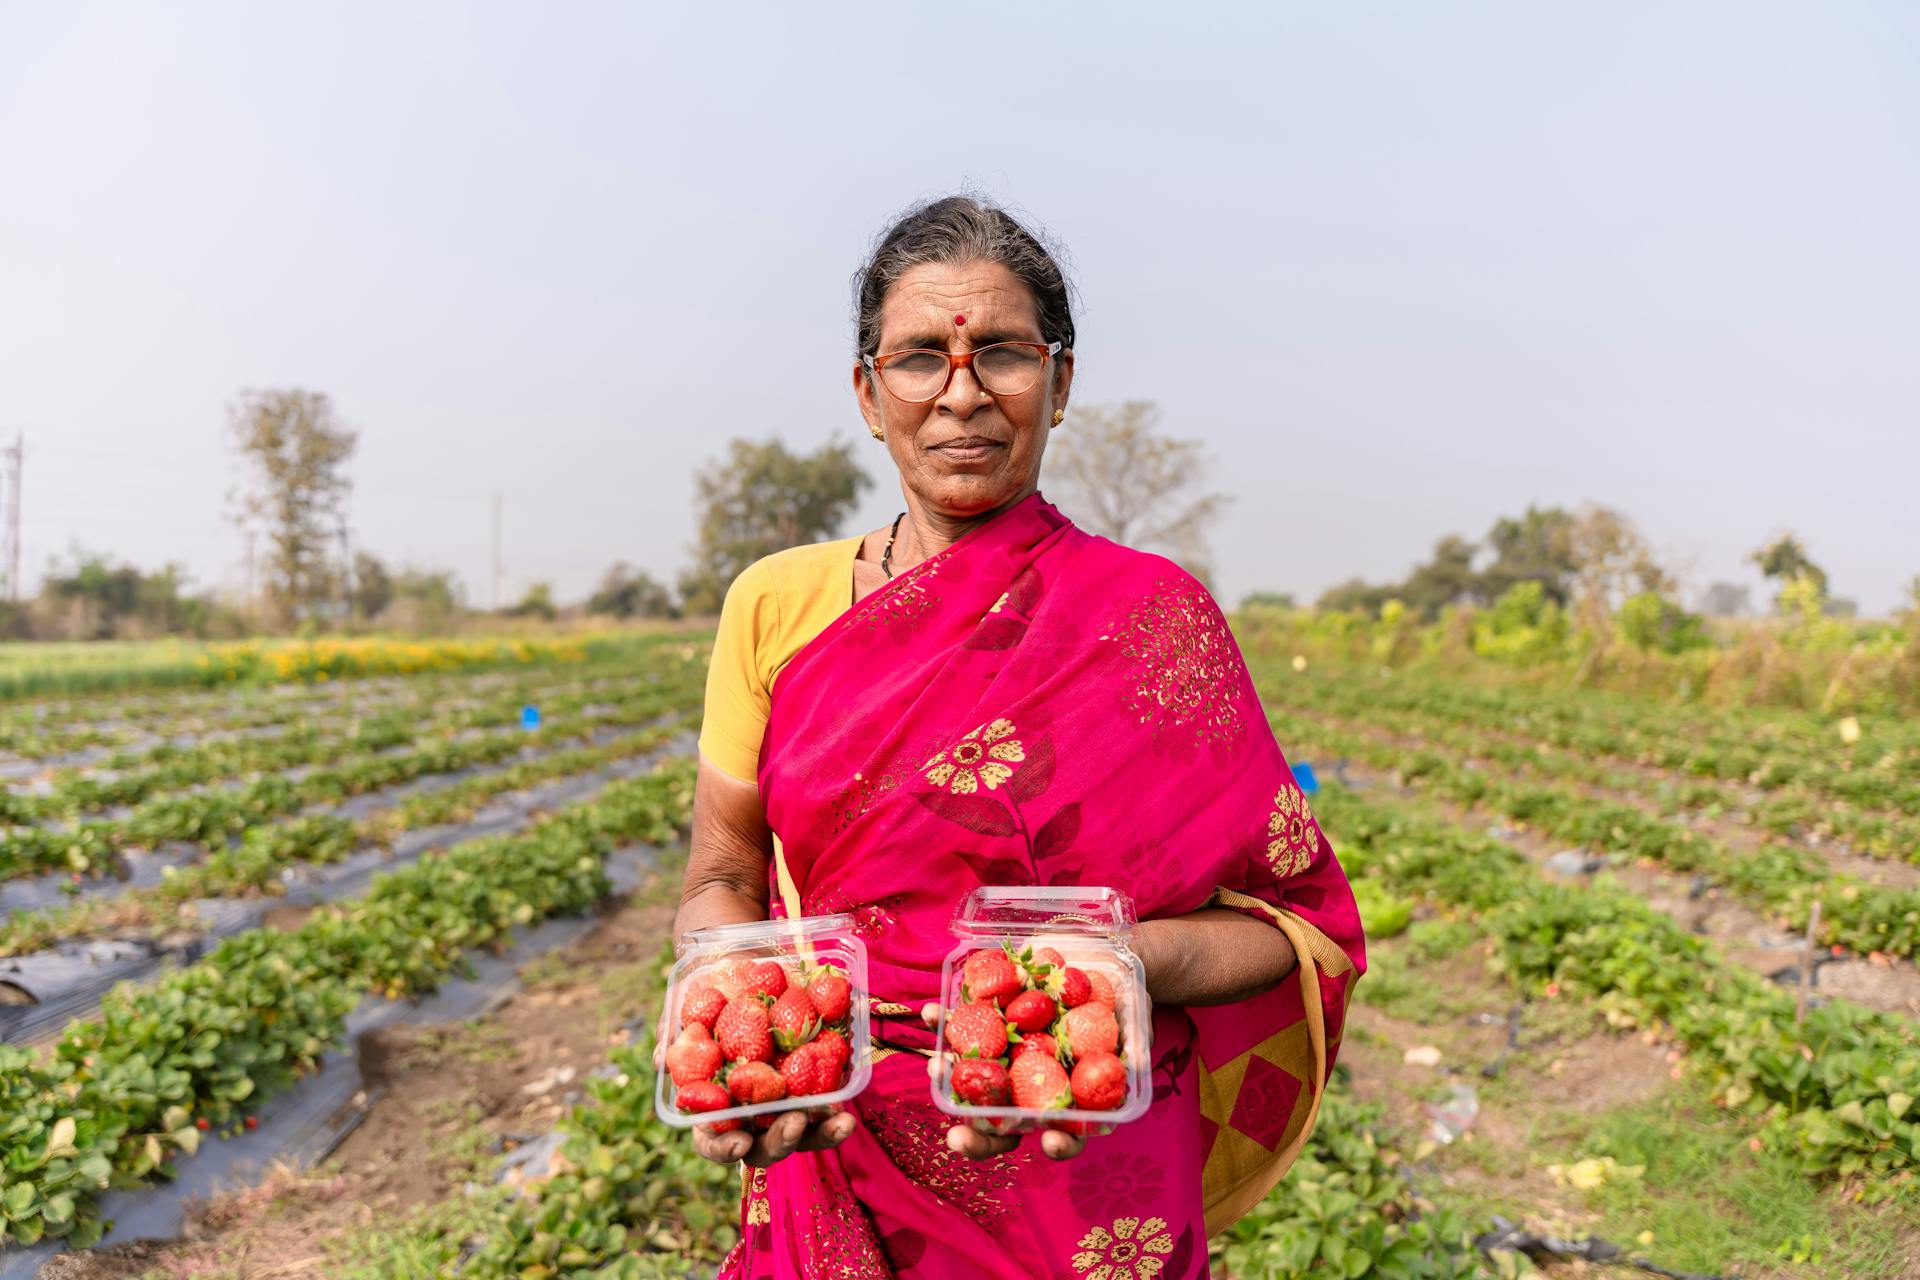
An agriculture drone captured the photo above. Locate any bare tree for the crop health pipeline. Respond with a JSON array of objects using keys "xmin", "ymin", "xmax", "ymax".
[
  {"xmin": 228, "ymin": 389, "xmax": 357, "ymax": 627},
  {"xmin": 1045, "ymin": 401, "xmax": 1228, "ymax": 579}
]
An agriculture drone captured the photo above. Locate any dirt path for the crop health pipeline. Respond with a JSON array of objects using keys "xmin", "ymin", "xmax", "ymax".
[{"xmin": 43, "ymin": 883, "xmax": 681, "ymax": 1280}]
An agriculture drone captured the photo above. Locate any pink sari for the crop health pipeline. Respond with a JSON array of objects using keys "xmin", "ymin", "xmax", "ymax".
[{"xmin": 723, "ymin": 494, "xmax": 1364, "ymax": 1280}]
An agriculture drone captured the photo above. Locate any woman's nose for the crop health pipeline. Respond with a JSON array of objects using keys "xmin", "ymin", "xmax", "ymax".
[{"xmin": 936, "ymin": 359, "xmax": 987, "ymax": 418}]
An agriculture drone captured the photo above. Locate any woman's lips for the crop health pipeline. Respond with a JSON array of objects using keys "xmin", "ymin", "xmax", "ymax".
[{"xmin": 930, "ymin": 437, "xmax": 1004, "ymax": 461}]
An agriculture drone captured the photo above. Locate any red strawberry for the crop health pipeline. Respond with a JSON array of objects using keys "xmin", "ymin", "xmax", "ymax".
[
  {"xmin": 961, "ymin": 949, "xmax": 1022, "ymax": 1008},
  {"xmin": 715, "ymin": 998, "xmax": 775, "ymax": 1063},
  {"xmin": 742, "ymin": 961, "xmax": 790, "ymax": 1001},
  {"xmin": 1061, "ymin": 1004, "xmax": 1120, "ymax": 1059},
  {"xmin": 813, "ymin": 1027, "xmax": 851, "ymax": 1072},
  {"xmin": 1085, "ymin": 970, "xmax": 1116, "ymax": 1009},
  {"xmin": 726, "ymin": 1060, "xmax": 788, "ymax": 1105},
  {"xmin": 676, "ymin": 1079, "xmax": 740, "ymax": 1132},
  {"xmin": 1003, "ymin": 989, "xmax": 1057, "ymax": 1034},
  {"xmin": 666, "ymin": 1024, "xmax": 725, "ymax": 1086},
  {"xmin": 780, "ymin": 1042, "xmax": 840, "ymax": 1096},
  {"xmin": 944, "ymin": 1003, "xmax": 1009, "ymax": 1060},
  {"xmin": 1055, "ymin": 966, "xmax": 1094, "ymax": 1008},
  {"xmin": 195, "ymin": 1117, "xmax": 210, "ymax": 1131},
  {"xmin": 1012, "ymin": 1032, "xmax": 1059, "ymax": 1061},
  {"xmin": 804, "ymin": 969, "xmax": 852, "ymax": 1023},
  {"xmin": 952, "ymin": 1057, "xmax": 1011, "ymax": 1106},
  {"xmin": 1070, "ymin": 1051, "xmax": 1127, "ymax": 1110},
  {"xmin": 680, "ymin": 983, "xmax": 729, "ymax": 1032},
  {"xmin": 1009, "ymin": 1052, "xmax": 1072, "ymax": 1110},
  {"xmin": 769, "ymin": 987, "xmax": 820, "ymax": 1051},
  {"xmin": 1035, "ymin": 946, "xmax": 1066, "ymax": 969},
  {"xmin": 244, "ymin": 1115, "xmax": 259, "ymax": 1130}
]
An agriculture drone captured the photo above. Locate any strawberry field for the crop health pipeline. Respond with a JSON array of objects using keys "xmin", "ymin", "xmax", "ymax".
[{"xmin": 2, "ymin": 623, "xmax": 1918, "ymax": 1279}]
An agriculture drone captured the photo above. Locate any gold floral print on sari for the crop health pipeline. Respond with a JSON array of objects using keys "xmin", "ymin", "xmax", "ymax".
[
  {"xmin": 923, "ymin": 718, "xmax": 1026, "ymax": 793},
  {"xmin": 1265, "ymin": 785, "xmax": 1317, "ymax": 878},
  {"xmin": 744, "ymin": 1166, "xmax": 771, "ymax": 1225},
  {"xmin": 1070, "ymin": 1214, "xmax": 1176, "ymax": 1279},
  {"xmin": 863, "ymin": 1097, "xmax": 1035, "ymax": 1228},
  {"xmin": 1105, "ymin": 576, "xmax": 1246, "ymax": 758}
]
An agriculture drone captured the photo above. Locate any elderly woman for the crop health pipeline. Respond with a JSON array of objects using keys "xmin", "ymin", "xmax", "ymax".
[{"xmin": 677, "ymin": 196, "xmax": 1364, "ymax": 1279}]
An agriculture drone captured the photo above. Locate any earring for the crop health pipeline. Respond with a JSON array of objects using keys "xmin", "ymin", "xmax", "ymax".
[
  {"xmin": 1051, "ymin": 409, "xmax": 1065, "ymax": 426},
  {"xmin": 869, "ymin": 423, "xmax": 886, "ymax": 442}
]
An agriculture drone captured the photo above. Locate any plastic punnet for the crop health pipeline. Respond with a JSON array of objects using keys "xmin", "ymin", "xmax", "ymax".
[
  {"xmin": 932, "ymin": 886, "xmax": 1152, "ymax": 1133},
  {"xmin": 655, "ymin": 913, "xmax": 871, "ymax": 1130}
]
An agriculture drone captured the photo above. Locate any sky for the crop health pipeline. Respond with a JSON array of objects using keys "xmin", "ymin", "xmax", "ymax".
[{"xmin": 2, "ymin": 2, "xmax": 1915, "ymax": 615}]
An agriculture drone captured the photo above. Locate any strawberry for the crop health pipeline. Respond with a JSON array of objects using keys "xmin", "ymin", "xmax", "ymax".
[
  {"xmin": 676, "ymin": 1079, "xmax": 740, "ymax": 1132},
  {"xmin": 1012, "ymin": 1032, "xmax": 1059, "ymax": 1061},
  {"xmin": 727, "ymin": 1060, "xmax": 788, "ymax": 1106},
  {"xmin": 742, "ymin": 960, "xmax": 790, "ymax": 1001},
  {"xmin": 244, "ymin": 1115, "xmax": 259, "ymax": 1131},
  {"xmin": 710, "ymin": 957, "xmax": 758, "ymax": 1001},
  {"xmin": 812, "ymin": 1027, "xmax": 851, "ymax": 1073},
  {"xmin": 769, "ymin": 987, "xmax": 821, "ymax": 1051},
  {"xmin": 961, "ymin": 949, "xmax": 1022, "ymax": 1008},
  {"xmin": 666, "ymin": 1024, "xmax": 725, "ymax": 1086},
  {"xmin": 952, "ymin": 1057, "xmax": 1011, "ymax": 1106},
  {"xmin": 1035, "ymin": 946, "xmax": 1066, "ymax": 969},
  {"xmin": 715, "ymin": 998, "xmax": 775, "ymax": 1063},
  {"xmin": 1085, "ymin": 970, "xmax": 1116, "ymax": 1009},
  {"xmin": 804, "ymin": 969, "xmax": 852, "ymax": 1023},
  {"xmin": 780, "ymin": 1041, "xmax": 840, "ymax": 1096},
  {"xmin": 1070, "ymin": 1051, "xmax": 1127, "ymax": 1110},
  {"xmin": 1003, "ymin": 989, "xmax": 1057, "ymax": 1034},
  {"xmin": 944, "ymin": 1003, "xmax": 1009, "ymax": 1060},
  {"xmin": 1055, "ymin": 967, "xmax": 1094, "ymax": 1009},
  {"xmin": 1009, "ymin": 1052, "xmax": 1072, "ymax": 1110},
  {"xmin": 680, "ymin": 984, "xmax": 729, "ymax": 1032},
  {"xmin": 195, "ymin": 1117, "xmax": 210, "ymax": 1131},
  {"xmin": 1061, "ymin": 1003, "xmax": 1120, "ymax": 1059}
]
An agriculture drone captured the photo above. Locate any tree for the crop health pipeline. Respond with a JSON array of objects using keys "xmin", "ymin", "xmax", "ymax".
[
  {"xmin": 350, "ymin": 552, "xmax": 394, "ymax": 621},
  {"xmin": 1750, "ymin": 533, "xmax": 1828, "ymax": 598},
  {"xmin": 1397, "ymin": 534, "xmax": 1482, "ymax": 620},
  {"xmin": 36, "ymin": 549, "xmax": 209, "ymax": 639},
  {"xmin": 1239, "ymin": 591, "xmax": 1295, "ymax": 610},
  {"xmin": 588, "ymin": 563, "xmax": 677, "ymax": 619},
  {"xmin": 1044, "ymin": 401, "xmax": 1229, "ymax": 579},
  {"xmin": 509, "ymin": 581, "xmax": 556, "ymax": 620},
  {"xmin": 678, "ymin": 438, "xmax": 872, "ymax": 615},
  {"xmin": 1315, "ymin": 577, "xmax": 1398, "ymax": 615},
  {"xmin": 1478, "ymin": 505, "xmax": 1580, "ymax": 607},
  {"xmin": 228, "ymin": 389, "xmax": 357, "ymax": 626}
]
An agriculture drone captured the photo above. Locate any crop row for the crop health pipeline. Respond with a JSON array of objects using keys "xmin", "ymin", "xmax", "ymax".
[
  {"xmin": 1272, "ymin": 677, "xmax": 1920, "ymax": 864},
  {"xmin": 1263, "ymin": 697, "xmax": 1920, "ymax": 963},
  {"xmin": 0, "ymin": 759, "xmax": 696, "ymax": 1249},
  {"xmin": 0, "ymin": 718, "xmax": 695, "ymax": 957},
  {"xmin": 0, "ymin": 669, "xmax": 703, "ymax": 884},
  {"xmin": 4, "ymin": 651, "xmax": 698, "ymax": 822},
  {"xmin": 1311, "ymin": 779, "xmax": 1920, "ymax": 1185}
]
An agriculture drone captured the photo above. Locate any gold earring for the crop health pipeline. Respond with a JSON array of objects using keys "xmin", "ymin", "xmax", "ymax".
[
  {"xmin": 1051, "ymin": 409, "xmax": 1065, "ymax": 426},
  {"xmin": 869, "ymin": 423, "xmax": 886, "ymax": 442}
]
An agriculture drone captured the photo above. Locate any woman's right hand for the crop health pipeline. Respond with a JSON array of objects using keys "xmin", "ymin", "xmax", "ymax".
[{"xmin": 692, "ymin": 1108, "xmax": 858, "ymax": 1166}]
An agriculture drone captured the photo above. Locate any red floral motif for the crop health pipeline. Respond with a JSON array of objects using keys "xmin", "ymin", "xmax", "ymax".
[
  {"xmin": 1067, "ymin": 1150, "xmax": 1168, "ymax": 1225},
  {"xmin": 1104, "ymin": 576, "xmax": 1247, "ymax": 760},
  {"xmin": 1228, "ymin": 1054, "xmax": 1305, "ymax": 1151}
]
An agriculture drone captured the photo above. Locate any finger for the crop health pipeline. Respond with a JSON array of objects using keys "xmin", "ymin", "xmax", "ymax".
[
  {"xmin": 743, "ymin": 1110, "xmax": 809, "ymax": 1167},
  {"xmin": 946, "ymin": 1124, "xmax": 1019, "ymax": 1161},
  {"xmin": 920, "ymin": 1003, "xmax": 943, "ymax": 1027},
  {"xmin": 1039, "ymin": 1128, "xmax": 1089, "ymax": 1161},
  {"xmin": 796, "ymin": 1110, "xmax": 859, "ymax": 1152},
  {"xmin": 693, "ymin": 1125, "xmax": 750, "ymax": 1164}
]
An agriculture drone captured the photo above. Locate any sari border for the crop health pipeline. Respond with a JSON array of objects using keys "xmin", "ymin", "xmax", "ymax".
[{"xmin": 1200, "ymin": 888, "xmax": 1351, "ymax": 1236}]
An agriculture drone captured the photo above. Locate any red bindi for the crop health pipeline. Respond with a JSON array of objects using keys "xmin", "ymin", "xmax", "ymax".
[{"xmin": 953, "ymin": 314, "xmax": 966, "ymax": 326}]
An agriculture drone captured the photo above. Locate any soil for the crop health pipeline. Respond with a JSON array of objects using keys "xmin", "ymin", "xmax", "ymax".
[{"xmin": 37, "ymin": 884, "xmax": 680, "ymax": 1279}]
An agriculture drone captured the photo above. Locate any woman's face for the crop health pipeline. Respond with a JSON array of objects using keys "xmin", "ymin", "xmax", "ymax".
[{"xmin": 854, "ymin": 259, "xmax": 1073, "ymax": 521}]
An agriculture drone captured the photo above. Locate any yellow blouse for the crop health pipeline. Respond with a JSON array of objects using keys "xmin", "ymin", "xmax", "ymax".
[{"xmin": 698, "ymin": 536, "xmax": 865, "ymax": 784}]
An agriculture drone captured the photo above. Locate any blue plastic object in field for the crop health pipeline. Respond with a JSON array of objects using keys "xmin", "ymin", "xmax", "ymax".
[
  {"xmin": 1291, "ymin": 761, "xmax": 1319, "ymax": 794},
  {"xmin": 521, "ymin": 704, "xmax": 542, "ymax": 731}
]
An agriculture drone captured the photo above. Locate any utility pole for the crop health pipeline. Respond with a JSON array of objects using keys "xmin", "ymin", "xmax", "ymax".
[
  {"xmin": 1, "ymin": 434, "xmax": 21, "ymax": 602},
  {"xmin": 491, "ymin": 492, "xmax": 503, "ymax": 612}
]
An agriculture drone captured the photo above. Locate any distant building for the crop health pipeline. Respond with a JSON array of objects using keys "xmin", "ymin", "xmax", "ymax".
[{"xmin": 1702, "ymin": 582, "xmax": 1751, "ymax": 617}]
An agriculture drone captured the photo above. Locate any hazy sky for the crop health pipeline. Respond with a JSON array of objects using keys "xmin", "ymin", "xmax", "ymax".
[{"xmin": 3, "ymin": 2, "xmax": 1915, "ymax": 614}]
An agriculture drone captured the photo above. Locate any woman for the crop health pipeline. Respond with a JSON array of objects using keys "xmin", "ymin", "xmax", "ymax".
[{"xmin": 677, "ymin": 196, "xmax": 1364, "ymax": 1279}]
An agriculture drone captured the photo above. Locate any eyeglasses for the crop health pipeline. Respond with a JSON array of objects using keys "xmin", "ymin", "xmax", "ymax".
[{"xmin": 862, "ymin": 340, "xmax": 1062, "ymax": 404}]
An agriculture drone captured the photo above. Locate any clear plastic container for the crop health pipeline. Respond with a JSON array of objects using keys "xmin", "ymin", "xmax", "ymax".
[
  {"xmin": 655, "ymin": 914, "xmax": 872, "ymax": 1130},
  {"xmin": 930, "ymin": 886, "xmax": 1152, "ymax": 1134}
]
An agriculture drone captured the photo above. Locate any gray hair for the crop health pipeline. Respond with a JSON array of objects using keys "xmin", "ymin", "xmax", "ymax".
[{"xmin": 853, "ymin": 196, "xmax": 1076, "ymax": 359}]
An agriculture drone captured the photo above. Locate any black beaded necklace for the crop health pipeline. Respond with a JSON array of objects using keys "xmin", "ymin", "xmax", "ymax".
[{"xmin": 880, "ymin": 511, "xmax": 907, "ymax": 579}]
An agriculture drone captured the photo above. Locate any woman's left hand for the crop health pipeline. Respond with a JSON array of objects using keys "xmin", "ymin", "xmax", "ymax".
[{"xmin": 919, "ymin": 1005, "xmax": 1092, "ymax": 1162}]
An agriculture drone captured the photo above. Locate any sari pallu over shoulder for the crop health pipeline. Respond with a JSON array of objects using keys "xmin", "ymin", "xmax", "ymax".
[{"xmin": 748, "ymin": 494, "xmax": 1364, "ymax": 1271}]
